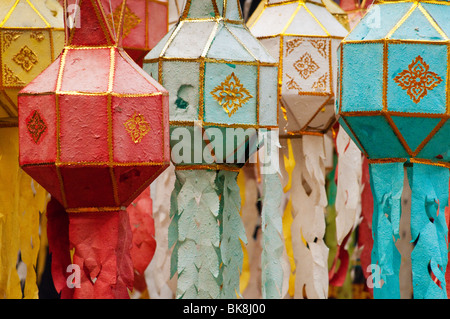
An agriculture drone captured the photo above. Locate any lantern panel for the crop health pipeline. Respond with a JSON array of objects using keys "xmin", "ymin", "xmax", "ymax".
[
  {"xmin": 60, "ymin": 49, "xmax": 111, "ymax": 93},
  {"xmin": 164, "ymin": 22, "xmax": 216, "ymax": 58},
  {"xmin": 186, "ymin": 0, "xmax": 216, "ymax": 18},
  {"xmin": 259, "ymin": 66, "xmax": 278, "ymax": 127},
  {"xmin": 18, "ymin": 94, "xmax": 56, "ymax": 164},
  {"xmin": 345, "ymin": 3, "xmax": 412, "ymax": 41},
  {"xmin": 390, "ymin": 8, "xmax": 445, "ymax": 40},
  {"xmin": 343, "ymin": 115, "xmax": 409, "ymax": 159},
  {"xmin": 421, "ymin": 4, "xmax": 450, "ymax": 37},
  {"xmin": 161, "ymin": 61, "xmax": 200, "ymax": 122},
  {"xmin": 61, "ymin": 166, "xmax": 116, "ymax": 208},
  {"xmin": 112, "ymin": 52, "xmax": 165, "ymax": 94},
  {"xmin": 206, "ymin": 25, "xmax": 255, "ymax": 62},
  {"xmin": 282, "ymin": 36, "xmax": 332, "ymax": 96},
  {"xmin": 114, "ymin": 165, "xmax": 167, "ymax": 205},
  {"xmin": 112, "ymin": 95, "xmax": 167, "ymax": 163},
  {"xmin": 283, "ymin": 7, "xmax": 328, "ymax": 36},
  {"xmin": 259, "ymin": 37, "xmax": 280, "ymax": 61},
  {"xmin": 250, "ymin": 3, "xmax": 299, "ymax": 37},
  {"xmin": 23, "ymin": 165, "xmax": 63, "ymax": 203},
  {"xmin": 340, "ymin": 42, "xmax": 384, "ymax": 113},
  {"xmin": 304, "ymin": 2, "xmax": 347, "ymax": 37},
  {"xmin": 148, "ymin": 1, "xmax": 170, "ymax": 48},
  {"xmin": 387, "ymin": 43, "xmax": 447, "ymax": 114},
  {"xmin": 390, "ymin": 116, "xmax": 442, "ymax": 153},
  {"xmin": 120, "ymin": 0, "xmax": 146, "ymax": 48},
  {"xmin": 417, "ymin": 119, "xmax": 450, "ymax": 160},
  {"xmin": 59, "ymin": 94, "xmax": 109, "ymax": 163},
  {"xmin": 203, "ymin": 62, "xmax": 257, "ymax": 126}
]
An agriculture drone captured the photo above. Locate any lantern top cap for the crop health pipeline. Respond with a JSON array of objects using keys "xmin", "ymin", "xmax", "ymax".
[
  {"xmin": 62, "ymin": 0, "xmax": 125, "ymax": 47},
  {"xmin": 179, "ymin": 0, "xmax": 244, "ymax": 21},
  {"xmin": 0, "ymin": 0, "xmax": 64, "ymax": 28}
]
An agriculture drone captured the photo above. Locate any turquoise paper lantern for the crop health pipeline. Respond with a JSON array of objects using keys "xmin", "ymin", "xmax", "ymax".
[{"xmin": 337, "ymin": 0, "xmax": 450, "ymax": 299}]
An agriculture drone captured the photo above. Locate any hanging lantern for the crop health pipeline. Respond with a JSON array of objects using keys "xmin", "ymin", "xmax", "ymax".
[
  {"xmin": 248, "ymin": 0, "xmax": 348, "ymax": 299},
  {"xmin": 143, "ymin": 0, "xmax": 280, "ymax": 299},
  {"xmin": 18, "ymin": 0, "xmax": 169, "ymax": 298},
  {"xmin": 338, "ymin": 0, "xmax": 450, "ymax": 299},
  {"xmin": 0, "ymin": 0, "xmax": 65, "ymax": 127}
]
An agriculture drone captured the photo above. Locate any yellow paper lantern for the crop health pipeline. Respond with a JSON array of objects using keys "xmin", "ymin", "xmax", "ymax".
[{"xmin": 0, "ymin": 0, "xmax": 65, "ymax": 127}]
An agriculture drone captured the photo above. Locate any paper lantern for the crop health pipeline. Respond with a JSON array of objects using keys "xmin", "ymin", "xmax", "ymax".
[
  {"xmin": 248, "ymin": 0, "xmax": 347, "ymax": 299},
  {"xmin": 0, "ymin": 0, "xmax": 65, "ymax": 127},
  {"xmin": 337, "ymin": 0, "xmax": 450, "ymax": 299},
  {"xmin": 18, "ymin": 0, "xmax": 169, "ymax": 298},
  {"xmin": 143, "ymin": 0, "xmax": 280, "ymax": 299}
]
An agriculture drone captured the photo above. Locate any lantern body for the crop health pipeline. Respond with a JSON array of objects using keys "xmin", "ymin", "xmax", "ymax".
[
  {"xmin": 143, "ymin": 0, "xmax": 278, "ymax": 170},
  {"xmin": 0, "ymin": 0, "xmax": 65, "ymax": 127},
  {"xmin": 249, "ymin": 0, "xmax": 347, "ymax": 136},
  {"xmin": 18, "ymin": 0, "xmax": 170, "ymax": 212},
  {"xmin": 337, "ymin": 1, "xmax": 450, "ymax": 164}
]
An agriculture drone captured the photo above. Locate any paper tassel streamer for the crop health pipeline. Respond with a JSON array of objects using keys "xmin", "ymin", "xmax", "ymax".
[
  {"xmin": 260, "ymin": 172, "xmax": 283, "ymax": 298},
  {"xmin": 284, "ymin": 137, "xmax": 329, "ymax": 299},
  {"xmin": 144, "ymin": 0, "xmax": 278, "ymax": 299},
  {"xmin": 338, "ymin": 0, "xmax": 450, "ymax": 299},
  {"xmin": 18, "ymin": 0, "xmax": 169, "ymax": 299},
  {"xmin": 335, "ymin": 128, "xmax": 362, "ymax": 246},
  {"xmin": 408, "ymin": 163, "xmax": 448, "ymax": 298},
  {"xmin": 146, "ymin": 164, "xmax": 176, "ymax": 299},
  {"xmin": 0, "ymin": 128, "xmax": 49, "ymax": 299},
  {"xmin": 127, "ymin": 187, "xmax": 156, "ymax": 294},
  {"xmin": 219, "ymin": 170, "xmax": 247, "ymax": 298},
  {"xmin": 0, "ymin": 0, "xmax": 65, "ymax": 127},
  {"xmin": 169, "ymin": 170, "xmax": 221, "ymax": 299}
]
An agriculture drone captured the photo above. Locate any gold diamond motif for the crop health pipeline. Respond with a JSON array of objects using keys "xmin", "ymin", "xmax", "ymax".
[
  {"xmin": 107, "ymin": 3, "xmax": 142, "ymax": 38},
  {"xmin": 124, "ymin": 112, "xmax": 151, "ymax": 143},
  {"xmin": 12, "ymin": 45, "xmax": 38, "ymax": 72},
  {"xmin": 293, "ymin": 52, "xmax": 319, "ymax": 80},
  {"xmin": 394, "ymin": 55, "xmax": 443, "ymax": 104},
  {"xmin": 210, "ymin": 72, "xmax": 253, "ymax": 117}
]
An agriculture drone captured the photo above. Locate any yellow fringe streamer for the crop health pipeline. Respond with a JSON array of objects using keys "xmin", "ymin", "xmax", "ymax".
[
  {"xmin": 237, "ymin": 169, "xmax": 250, "ymax": 295},
  {"xmin": 0, "ymin": 127, "xmax": 49, "ymax": 299}
]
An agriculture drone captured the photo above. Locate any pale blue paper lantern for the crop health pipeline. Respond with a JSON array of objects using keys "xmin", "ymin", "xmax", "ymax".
[{"xmin": 337, "ymin": 0, "xmax": 450, "ymax": 299}]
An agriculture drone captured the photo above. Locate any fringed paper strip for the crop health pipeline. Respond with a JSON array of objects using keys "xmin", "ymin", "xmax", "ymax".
[
  {"xmin": 335, "ymin": 129, "xmax": 362, "ymax": 246},
  {"xmin": 359, "ymin": 157, "xmax": 374, "ymax": 296},
  {"xmin": 236, "ymin": 170, "xmax": 251, "ymax": 295},
  {"xmin": 170, "ymin": 170, "xmax": 221, "ymax": 299},
  {"xmin": 259, "ymin": 130, "xmax": 284, "ymax": 299},
  {"xmin": 369, "ymin": 162, "xmax": 403, "ymax": 299},
  {"xmin": 239, "ymin": 165, "xmax": 262, "ymax": 298},
  {"xmin": 261, "ymin": 172, "xmax": 283, "ymax": 298},
  {"xmin": 408, "ymin": 163, "xmax": 448, "ymax": 299},
  {"xmin": 219, "ymin": 170, "xmax": 247, "ymax": 299},
  {"xmin": 68, "ymin": 211, "xmax": 134, "ymax": 299},
  {"xmin": 0, "ymin": 127, "xmax": 48, "ymax": 299},
  {"xmin": 280, "ymin": 139, "xmax": 296, "ymax": 298},
  {"xmin": 289, "ymin": 136, "xmax": 329, "ymax": 299},
  {"xmin": 46, "ymin": 197, "xmax": 72, "ymax": 299},
  {"xmin": 146, "ymin": 164, "xmax": 176, "ymax": 299},
  {"xmin": 127, "ymin": 187, "xmax": 156, "ymax": 294}
]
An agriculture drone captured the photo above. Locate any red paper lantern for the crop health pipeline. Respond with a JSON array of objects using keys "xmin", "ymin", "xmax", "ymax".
[{"xmin": 18, "ymin": 0, "xmax": 169, "ymax": 298}]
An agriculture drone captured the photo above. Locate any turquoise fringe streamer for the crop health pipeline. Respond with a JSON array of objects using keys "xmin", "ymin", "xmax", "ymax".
[
  {"xmin": 261, "ymin": 172, "xmax": 283, "ymax": 299},
  {"xmin": 169, "ymin": 170, "xmax": 222, "ymax": 299},
  {"xmin": 369, "ymin": 162, "xmax": 403, "ymax": 299},
  {"xmin": 218, "ymin": 171, "xmax": 247, "ymax": 299},
  {"xmin": 408, "ymin": 163, "xmax": 448, "ymax": 299}
]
